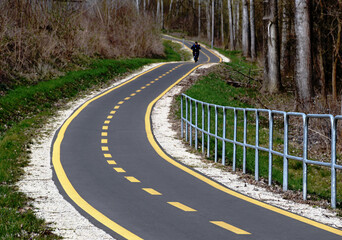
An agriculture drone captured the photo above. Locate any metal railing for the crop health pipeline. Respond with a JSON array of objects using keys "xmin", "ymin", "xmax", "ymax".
[{"xmin": 181, "ymin": 94, "xmax": 342, "ymax": 208}]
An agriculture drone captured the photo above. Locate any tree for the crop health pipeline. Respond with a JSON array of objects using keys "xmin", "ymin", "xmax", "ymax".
[
  {"xmin": 242, "ymin": 0, "xmax": 249, "ymax": 57},
  {"xmin": 250, "ymin": 0, "xmax": 256, "ymax": 60},
  {"xmin": 294, "ymin": 0, "xmax": 312, "ymax": 103},
  {"xmin": 227, "ymin": 0, "xmax": 235, "ymax": 50}
]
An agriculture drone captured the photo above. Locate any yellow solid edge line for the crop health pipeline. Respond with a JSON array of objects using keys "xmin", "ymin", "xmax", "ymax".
[
  {"xmin": 142, "ymin": 188, "xmax": 162, "ymax": 196},
  {"xmin": 52, "ymin": 63, "xmax": 166, "ymax": 240},
  {"xmin": 167, "ymin": 202, "xmax": 197, "ymax": 212},
  {"xmin": 210, "ymin": 221, "xmax": 251, "ymax": 235},
  {"xmin": 144, "ymin": 65, "xmax": 342, "ymax": 236}
]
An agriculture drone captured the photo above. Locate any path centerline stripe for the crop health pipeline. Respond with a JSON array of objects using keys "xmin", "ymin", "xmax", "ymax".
[
  {"xmin": 107, "ymin": 160, "xmax": 116, "ymax": 165},
  {"xmin": 142, "ymin": 188, "xmax": 162, "ymax": 196},
  {"xmin": 167, "ymin": 202, "xmax": 196, "ymax": 212},
  {"xmin": 125, "ymin": 176, "xmax": 140, "ymax": 183},
  {"xmin": 211, "ymin": 221, "xmax": 251, "ymax": 235},
  {"xmin": 53, "ymin": 62, "xmax": 167, "ymax": 240}
]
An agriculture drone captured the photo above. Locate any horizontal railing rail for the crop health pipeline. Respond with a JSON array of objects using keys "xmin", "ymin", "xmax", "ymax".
[{"xmin": 181, "ymin": 94, "xmax": 342, "ymax": 208}]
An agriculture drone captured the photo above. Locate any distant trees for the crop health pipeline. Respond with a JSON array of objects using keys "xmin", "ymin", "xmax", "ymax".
[{"xmin": 148, "ymin": 0, "xmax": 341, "ymax": 109}]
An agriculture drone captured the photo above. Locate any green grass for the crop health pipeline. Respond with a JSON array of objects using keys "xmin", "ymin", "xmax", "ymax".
[
  {"xmin": 176, "ymin": 49, "xmax": 342, "ymax": 208},
  {"xmin": 0, "ymin": 41, "xmax": 183, "ymax": 239}
]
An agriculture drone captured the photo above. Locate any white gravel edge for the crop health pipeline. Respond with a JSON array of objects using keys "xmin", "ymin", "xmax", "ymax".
[{"xmin": 17, "ymin": 55, "xmax": 341, "ymax": 239}]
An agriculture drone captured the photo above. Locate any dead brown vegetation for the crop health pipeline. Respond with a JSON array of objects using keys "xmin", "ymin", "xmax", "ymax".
[{"xmin": 0, "ymin": 0, "xmax": 164, "ymax": 94}]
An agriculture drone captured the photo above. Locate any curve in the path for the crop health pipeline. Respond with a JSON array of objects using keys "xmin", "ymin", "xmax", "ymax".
[{"xmin": 52, "ymin": 37, "xmax": 342, "ymax": 240}]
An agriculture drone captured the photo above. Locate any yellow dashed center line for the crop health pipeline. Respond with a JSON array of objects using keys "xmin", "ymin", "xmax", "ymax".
[
  {"xmin": 124, "ymin": 97, "xmax": 131, "ymax": 100},
  {"xmin": 210, "ymin": 221, "xmax": 251, "ymax": 235},
  {"xmin": 114, "ymin": 168, "xmax": 126, "ymax": 173},
  {"xmin": 146, "ymin": 83, "xmax": 150, "ymax": 86},
  {"xmin": 114, "ymin": 106, "xmax": 120, "ymax": 109},
  {"xmin": 141, "ymin": 86, "xmax": 146, "ymax": 89},
  {"xmin": 107, "ymin": 160, "xmax": 116, "ymax": 165},
  {"xmin": 110, "ymin": 111, "xmax": 116, "ymax": 114},
  {"xmin": 102, "ymin": 146, "xmax": 109, "ymax": 151},
  {"xmin": 101, "ymin": 132, "xmax": 108, "ymax": 137},
  {"xmin": 143, "ymin": 188, "xmax": 162, "ymax": 196},
  {"xmin": 118, "ymin": 101, "xmax": 124, "ymax": 105},
  {"xmin": 136, "ymin": 89, "xmax": 141, "ymax": 92},
  {"xmin": 167, "ymin": 202, "xmax": 197, "ymax": 212},
  {"xmin": 150, "ymin": 81, "xmax": 155, "ymax": 83},
  {"xmin": 101, "ymin": 139, "xmax": 108, "ymax": 144},
  {"xmin": 107, "ymin": 115, "xmax": 113, "ymax": 119},
  {"xmin": 104, "ymin": 153, "xmax": 112, "ymax": 158},
  {"xmin": 102, "ymin": 126, "xmax": 108, "ymax": 130},
  {"xmin": 104, "ymin": 120, "xmax": 110, "ymax": 124},
  {"xmin": 125, "ymin": 176, "xmax": 141, "ymax": 183}
]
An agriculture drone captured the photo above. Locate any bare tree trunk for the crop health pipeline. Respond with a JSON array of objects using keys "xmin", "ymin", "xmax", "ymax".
[
  {"xmin": 136, "ymin": 0, "xmax": 139, "ymax": 13},
  {"xmin": 235, "ymin": 0, "xmax": 240, "ymax": 48},
  {"xmin": 332, "ymin": 17, "xmax": 341, "ymax": 102},
  {"xmin": 250, "ymin": 0, "xmax": 256, "ymax": 60},
  {"xmin": 198, "ymin": 0, "xmax": 201, "ymax": 37},
  {"xmin": 207, "ymin": 0, "xmax": 211, "ymax": 41},
  {"xmin": 262, "ymin": 0, "xmax": 269, "ymax": 92},
  {"xmin": 228, "ymin": 0, "xmax": 235, "ymax": 50},
  {"xmin": 268, "ymin": 0, "xmax": 281, "ymax": 93},
  {"xmin": 294, "ymin": 0, "xmax": 312, "ymax": 103},
  {"xmin": 157, "ymin": 0, "xmax": 160, "ymax": 27},
  {"xmin": 280, "ymin": 0, "xmax": 290, "ymax": 74},
  {"xmin": 161, "ymin": 0, "xmax": 164, "ymax": 29},
  {"xmin": 169, "ymin": 0, "xmax": 173, "ymax": 12},
  {"xmin": 211, "ymin": 0, "xmax": 214, "ymax": 48},
  {"xmin": 242, "ymin": 0, "xmax": 249, "ymax": 57},
  {"xmin": 221, "ymin": 0, "xmax": 224, "ymax": 45}
]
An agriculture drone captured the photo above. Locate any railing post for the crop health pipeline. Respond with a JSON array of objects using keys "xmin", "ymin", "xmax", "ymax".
[
  {"xmin": 243, "ymin": 109, "xmax": 247, "ymax": 174},
  {"xmin": 207, "ymin": 105, "xmax": 211, "ymax": 158},
  {"xmin": 215, "ymin": 106, "xmax": 218, "ymax": 163},
  {"xmin": 233, "ymin": 108, "xmax": 237, "ymax": 171},
  {"xmin": 195, "ymin": 101, "xmax": 198, "ymax": 149},
  {"xmin": 181, "ymin": 95, "xmax": 184, "ymax": 139},
  {"xmin": 222, "ymin": 107, "xmax": 226, "ymax": 166},
  {"xmin": 303, "ymin": 115, "xmax": 308, "ymax": 201},
  {"xmin": 255, "ymin": 110, "xmax": 259, "ymax": 181},
  {"xmin": 185, "ymin": 97, "xmax": 188, "ymax": 142},
  {"xmin": 190, "ymin": 99, "xmax": 192, "ymax": 146},
  {"xmin": 283, "ymin": 113, "xmax": 289, "ymax": 191},
  {"xmin": 331, "ymin": 116, "xmax": 337, "ymax": 208},
  {"xmin": 268, "ymin": 111, "xmax": 273, "ymax": 186},
  {"xmin": 202, "ymin": 103, "xmax": 205, "ymax": 154}
]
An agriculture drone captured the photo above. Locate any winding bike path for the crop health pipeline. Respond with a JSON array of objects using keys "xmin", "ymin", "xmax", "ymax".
[{"xmin": 52, "ymin": 37, "xmax": 342, "ymax": 240}]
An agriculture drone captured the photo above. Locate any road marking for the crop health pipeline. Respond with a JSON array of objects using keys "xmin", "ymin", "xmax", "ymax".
[
  {"xmin": 118, "ymin": 101, "xmax": 124, "ymax": 105},
  {"xmin": 136, "ymin": 89, "xmax": 141, "ymax": 92},
  {"xmin": 110, "ymin": 111, "xmax": 116, "ymax": 114},
  {"xmin": 102, "ymin": 126, "xmax": 108, "ymax": 130},
  {"xmin": 210, "ymin": 221, "xmax": 251, "ymax": 235},
  {"xmin": 53, "ymin": 63, "xmax": 166, "ymax": 240},
  {"xmin": 114, "ymin": 168, "xmax": 126, "ymax": 173},
  {"xmin": 101, "ymin": 146, "xmax": 109, "ymax": 151},
  {"xmin": 167, "ymin": 202, "xmax": 197, "ymax": 212},
  {"xmin": 130, "ymin": 93, "xmax": 136, "ymax": 96},
  {"xmin": 107, "ymin": 160, "xmax": 116, "ymax": 165},
  {"xmin": 104, "ymin": 120, "xmax": 110, "ymax": 124},
  {"xmin": 146, "ymin": 83, "xmax": 150, "ymax": 86},
  {"xmin": 101, "ymin": 139, "xmax": 108, "ymax": 144},
  {"xmin": 142, "ymin": 188, "xmax": 162, "ymax": 196},
  {"xmin": 141, "ymin": 86, "xmax": 146, "ymax": 89},
  {"xmin": 107, "ymin": 115, "xmax": 113, "ymax": 119},
  {"xmin": 104, "ymin": 154, "xmax": 112, "ymax": 158},
  {"xmin": 144, "ymin": 64, "xmax": 342, "ymax": 237},
  {"xmin": 150, "ymin": 81, "xmax": 155, "ymax": 83},
  {"xmin": 155, "ymin": 78, "xmax": 159, "ymax": 81},
  {"xmin": 125, "ymin": 176, "xmax": 141, "ymax": 183},
  {"xmin": 101, "ymin": 132, "xmax": 108, "ymax": 137},
  {"xmin": 114, "ymin": 106, "xmax": 120, "ymax": 109},
  {"xmin": 125, "ymin": 97, "xmax": 131, "ymax": 100}
]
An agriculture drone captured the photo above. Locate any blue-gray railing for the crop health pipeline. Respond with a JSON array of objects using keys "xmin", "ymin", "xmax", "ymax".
[{"xmin": 181, "ymin": 94, "xmax": 342, "ymax": 208}]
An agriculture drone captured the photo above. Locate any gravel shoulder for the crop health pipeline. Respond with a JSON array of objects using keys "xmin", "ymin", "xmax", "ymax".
[{"xmin": 17, "ymin": 54, "xmax": 342, "ymax": 239}]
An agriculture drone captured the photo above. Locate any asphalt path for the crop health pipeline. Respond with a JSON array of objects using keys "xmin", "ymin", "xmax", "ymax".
[{"xmin": 52, "ymin": 37, "xmax": 342, "ymax": 240}]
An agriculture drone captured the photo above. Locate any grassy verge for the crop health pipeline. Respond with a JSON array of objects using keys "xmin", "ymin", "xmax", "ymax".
[
  {"xmin": 0, "ymin": 41, "xmax": 183, "ymax": 239},
  {"xmin": 175, "ymin": 50, "xmax": 342, "ymax": 209}
]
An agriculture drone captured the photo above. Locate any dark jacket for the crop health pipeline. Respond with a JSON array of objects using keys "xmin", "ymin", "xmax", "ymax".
[{"xmin": 191, "ymin": 44, "xmax": 201, "ymax": 54}]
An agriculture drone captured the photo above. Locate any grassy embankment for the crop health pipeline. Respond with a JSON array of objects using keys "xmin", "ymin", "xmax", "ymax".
[
  {"xmin": 0, "ymin": 40, "xmax": 187, "ymax": 239},
  {"xmin": 176, "ymin": 49, "xmax": 342, "ymax": 209}
]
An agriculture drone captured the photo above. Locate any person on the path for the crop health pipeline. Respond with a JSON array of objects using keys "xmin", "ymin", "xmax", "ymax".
[{"xmin": 191, "ymin": 41, "xmax": 201, "ymax": 62}]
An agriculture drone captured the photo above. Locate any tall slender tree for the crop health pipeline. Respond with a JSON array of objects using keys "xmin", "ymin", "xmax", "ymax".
[
  {"xmin": 228, "ymin": 0, "xmax": 235, "ymax": 50},
  {"xmin": 250, "ymin": 0, "xmax": 256, "ymax": 60},
  {"xmin": 294, "ymin": 0, "xmax": 312, "ymax": 103},
  {"xmin": 198, "ymin": 0, "xmax": 201, "ymax": 37}
]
